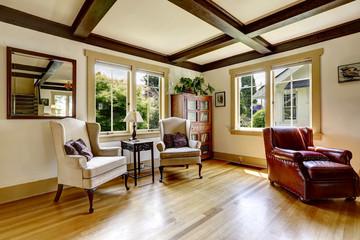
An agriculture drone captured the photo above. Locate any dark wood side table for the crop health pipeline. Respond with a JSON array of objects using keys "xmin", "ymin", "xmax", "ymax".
[{"xmin": 121, "ymin": 140, "xmax": 154, "ymax": 186}]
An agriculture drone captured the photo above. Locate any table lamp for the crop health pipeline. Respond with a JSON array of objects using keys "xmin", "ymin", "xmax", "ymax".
[{"xmin": 124, "ymin": 110, "xmax": 144, "ymax": 141}]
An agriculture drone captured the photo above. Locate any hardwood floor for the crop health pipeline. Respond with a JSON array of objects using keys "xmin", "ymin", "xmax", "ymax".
[{"xmin": 0, "ymin": 159, "xmax": 359, "ymax": 240}]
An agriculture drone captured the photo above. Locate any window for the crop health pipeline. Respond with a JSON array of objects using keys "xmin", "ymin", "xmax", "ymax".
[
  {"xmin": 237, "ymin": 72, "xmax": 265, "ymax": 128},
  {"xmin": 95, "ymin": 61, "xmax": 129, "ymax": 132},
  {"xmin": 51, "ymin": 92, "xmax": 72, "ymax": 116},
  {"xmin": 136, "ymin": 70, "xmax": 162, "ymax": 130},
  {"xmin": 283, "ymin": 94, "xmax": 297, "ymax": 120},
  {"xmin": 86, "ymin": 50, "xmax": 169, "ymax": 135},
  {"xmin": 230, "ymin": 49, "xmax": 322, "ymax": 136},
  {"xmin": 273, "ymin": 62, "xmax": 311, "ymax": 127}
]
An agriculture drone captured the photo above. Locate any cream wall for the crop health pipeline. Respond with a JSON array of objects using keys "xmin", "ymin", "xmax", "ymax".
[
  {"xmin": 0, "ymin": 22, "xmax": 200, "ymax": 188},
  {"xmin": 204, "ymin": 33, "xmax": 360, "ymax": 173}
]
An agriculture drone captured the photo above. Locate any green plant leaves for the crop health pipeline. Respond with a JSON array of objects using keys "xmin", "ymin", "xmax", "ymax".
[{"xmin": 173, "ymin": 77, "xmax": 215, "ymax": 96}]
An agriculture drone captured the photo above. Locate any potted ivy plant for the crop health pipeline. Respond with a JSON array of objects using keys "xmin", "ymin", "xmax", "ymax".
[{"xmin": 173, "ymin": 77, "xmax": 215, "ymax": 95}]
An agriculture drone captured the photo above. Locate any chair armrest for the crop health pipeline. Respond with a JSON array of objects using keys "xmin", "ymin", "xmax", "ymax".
[
  {"xmin": 273, "ymin": 147, "xmax": 302, "ymax": 162},
  {"xmin": 189, "ymin": 140, "xmax": 201, "ymax": 149},
  {"xmin": 97, "ymin": 147, "xmax": 120, "ymax": 156},
  {"xmin": 308, "ymin": 146, "xmax": 352, "ymax": 164},
  {"xmin": 63, "ymin": 155, "xmax": 87, "ymax": 169},
  {"xmin": 157, "ymin": 141, "xmax": 165, "ymax": 152}
]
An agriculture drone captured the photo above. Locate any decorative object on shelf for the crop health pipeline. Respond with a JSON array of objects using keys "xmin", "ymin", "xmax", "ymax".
[
  {"xmin": 215, "ymin": 91, "xmax": 226, "ymax": 107},
  {"xmin": 173, "ymin": 77, "xmax": 215, "ymax": 95},
  {"xmin": 338, "ymin": 62, "xmax": 360, "ymax": 83},
  {"xmin": 171, "ymin": 93, "xmax": 212, "ymax": 159},
  {"xmin": 124, "ymin": 110, "xmax": 144, "ymax": 141}
]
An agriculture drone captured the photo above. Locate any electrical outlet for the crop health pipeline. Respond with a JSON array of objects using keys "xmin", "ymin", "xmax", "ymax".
[{"xmin": 238, "ymin": 156, "xmax": 242, "ymax": 163}]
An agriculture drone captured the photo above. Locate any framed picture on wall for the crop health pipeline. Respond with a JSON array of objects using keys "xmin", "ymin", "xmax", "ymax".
[
  {"xmin": 215, "ymin": 91, "xmax": 225, "ymax": 107},
  {"xmin": 338, "ymin": 62, "xmax": 360, "ymax": 83},
  {"xmin": 41, "ymin": 98, "xmax": 49, "ymax": 106}
]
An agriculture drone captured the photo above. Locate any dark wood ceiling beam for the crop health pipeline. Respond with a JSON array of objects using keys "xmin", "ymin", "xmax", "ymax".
[
  {"xmin": 72, "ymin": 0, "xmax": 117, "ymax": 38},
  {"xmin": 12, "ymin": 72, "xmax": 42, "ymax": 79},
  {"xmin": 201, "ymin": 18, "xmax": 360, "ymax": 72},
  {"xmin": 168, "ymin": 0, "xmax": 271, "ymax": 54},
  {"xmin": 0, "ymin": 5, "xmax": 202, "ymax": 72},
  {"xmin": 40, "ymin": 86, "xmax": 71, "ymax": 91},
  {"xmin": 245, "ymin": 0, "xmax": 355, "ymax": 38},
  {"xmin": 36, "ymin": 61, "xmax": 63, "ymax": 87},
  {"xmin": 169, "ymin": 0, "xmax": 353, "ymax": 63},
  {"xmin": 12, "ymin": 64, "xmax": 47, "ymax": 73}
]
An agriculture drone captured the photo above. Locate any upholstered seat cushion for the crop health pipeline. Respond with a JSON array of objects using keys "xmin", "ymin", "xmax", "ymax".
[
  {"xmin": 83, "ymin": 156, "xmax": 127, "ymax": 179},
  {"xmin": 303, "ymin": 161, "xmax": 355, "ymax": 180},
  {"xmin": 160, "ymin": 147, "xmax": 201, "ymax": 159}
]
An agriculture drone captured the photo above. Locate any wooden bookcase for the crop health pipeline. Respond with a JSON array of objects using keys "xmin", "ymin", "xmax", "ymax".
[{"xmin": 171, "ymin": 93, "xmax": 212, "ymax": 159}]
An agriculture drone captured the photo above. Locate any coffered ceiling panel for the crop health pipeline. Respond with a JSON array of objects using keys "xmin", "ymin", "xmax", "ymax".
[
  {"xmin": 261, "ymin": 1, "xmax": 360, "ymax": 44},
  {"xmin": 93, "ymin": 0, "xmax": 223, "ymax": 55},
  {"xmin": 188, "ymin": 42, "xmax": 253, "ymax": 65},
  {"xmin": 0, "ymin": 0, "xmax": 85, "ymax": 26},
  {"xmin": 212, "ymin": 0, "xmax": 303, "ymax": 24}
]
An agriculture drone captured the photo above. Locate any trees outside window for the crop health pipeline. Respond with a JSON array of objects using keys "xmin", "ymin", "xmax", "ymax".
[
  {"xmin": 95, "ymin": 62, "xmax": 128, "ymax": 132},
  {"xmin": 238, "ymin": 72, "xmax": 265, "ymax": 128},
  {"xmin": 136, "ymin": 72, "xmax": 160, "ymax": 130}
]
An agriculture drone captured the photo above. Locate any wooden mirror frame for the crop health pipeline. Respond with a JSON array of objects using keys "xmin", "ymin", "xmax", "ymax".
[{"xmin": 7, "ymin": 47, "xmax": 76, "ymax": 119}]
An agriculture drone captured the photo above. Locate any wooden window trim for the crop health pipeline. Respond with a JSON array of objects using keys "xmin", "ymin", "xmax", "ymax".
[
  {"xmin": 85, "ymin": 50, "xmax": 170, "ymax": 138},
  {"xmin": 230, "ymin": 48, "xmax": 323, "ymax": 138}
]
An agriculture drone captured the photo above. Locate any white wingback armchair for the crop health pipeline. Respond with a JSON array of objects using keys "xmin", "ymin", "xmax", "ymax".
[
  {"xmin": 49, "ymin": 118, "xmax": 129, "ymax": 213},
  {"xmin": 156, "ymin": 117, "xmax": 202, "ymax": 182}
]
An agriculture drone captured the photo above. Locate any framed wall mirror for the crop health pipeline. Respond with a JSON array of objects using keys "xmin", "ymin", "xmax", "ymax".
[{"xmin": 7, "ymin": 47, "xmax": 76, "ymax": 119}]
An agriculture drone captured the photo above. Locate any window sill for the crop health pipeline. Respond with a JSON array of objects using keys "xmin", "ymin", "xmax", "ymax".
[
  {"xmin": 230, "ymin": 129, "xmax": 263, "ymax": 136},
  {"xmin": 99, "ymin": 131, "xmax": 160, "ymax": 142},
  {"xmin": 230, "ymin": 129, "xmax": 322, "ymax": 140}
]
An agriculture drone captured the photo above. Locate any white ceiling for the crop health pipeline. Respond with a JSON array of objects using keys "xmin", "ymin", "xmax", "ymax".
[
  {"xmin": 189, "ymin": 42, "xmax": 253, "ymax": 64},
  {"xmin": 0, "ymin": 0, "xmax": 84, "ymax": 26},
  {"xmin": 261, "ymin": 0, "xmax": 360, "ymax": 44},
  {"xmin": 1, "ymin": 0, "xmax": 359, "ymax": 66},
  {"xmin": 212, "ymin": 0, "xmax": 303, "ymax": 24},
  {"xmin": 93, "ymin": 0, "xmax": 222, "ymax": 55}
]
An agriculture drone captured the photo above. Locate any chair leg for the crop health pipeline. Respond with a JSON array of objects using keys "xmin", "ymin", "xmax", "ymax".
[
  {"xmin": 124, "ymin": 172, "xmax": 130, "ymax": 190},
  {"xmin": 54, "ymin": 184, "xmax": 63, "ymax": 202},
  {"xmin": 159, "ymin": 166, "xmax": 164, "ymax": 182},
  {"xmin": 197, "ymin": 163, "xmax": 203, "ymax": 179},
  {"xmin": 84, "ymin": 187, "xmax": 97, "ymax": 214}
]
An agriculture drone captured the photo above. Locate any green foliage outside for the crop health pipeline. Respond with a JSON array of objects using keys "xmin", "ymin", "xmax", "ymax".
[
  {"xmin": 239, "ymin": 75, "xmax": 265, "ymax": 128},
  {"xmin": 136, "ymin": 75, "xmax": 160, "ymax": 130},
  {"xmin": 252, "ymin": 108, "xmax": 265, "ymax": 128},
  {"xmin": 95, "ymin": 72, "xmax": 160, "ymax": 132}
]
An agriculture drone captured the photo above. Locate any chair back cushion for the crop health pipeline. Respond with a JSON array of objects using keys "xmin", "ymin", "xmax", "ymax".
[
  {"xmin": 271, "ymin": 127, "xmax": 307, "ymax": 150},
  {"xmin": 160, "ymin": 117, "xmax": 187, "ymax": 140},
  {"xmin": 60, "ymin": 118, "xmax": 92, "ymax": 151}
]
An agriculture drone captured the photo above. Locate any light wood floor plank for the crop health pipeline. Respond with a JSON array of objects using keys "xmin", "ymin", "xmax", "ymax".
[{"xmin": 0, "ymin": 160, "xmax": 359, "ymax": 240}]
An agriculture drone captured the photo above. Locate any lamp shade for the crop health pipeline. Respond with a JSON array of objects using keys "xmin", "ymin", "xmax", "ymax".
[{"xmin": 124, "ymin": 110, "xmax": 144, "ymax": 123}]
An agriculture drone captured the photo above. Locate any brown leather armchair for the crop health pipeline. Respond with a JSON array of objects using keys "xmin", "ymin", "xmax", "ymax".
[{"xmin": 263, "ymin": 126, "xmax": 359, "ymax": 201}]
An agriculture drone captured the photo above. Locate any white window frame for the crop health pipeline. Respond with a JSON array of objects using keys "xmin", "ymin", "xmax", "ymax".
[{"xmin": 229, "ymin": 49, "xmax": 323, "ymax": 138}]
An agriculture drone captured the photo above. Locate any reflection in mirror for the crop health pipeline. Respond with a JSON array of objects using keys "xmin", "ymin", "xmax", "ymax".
[{"xmin": 7, "ymin": 47, "xmax": 76, "ymax": 119}]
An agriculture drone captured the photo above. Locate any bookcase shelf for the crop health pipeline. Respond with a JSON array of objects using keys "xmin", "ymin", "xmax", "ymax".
[{"xmin": 171, "ymin": 93, "xmax": 212, "ymax": 159}]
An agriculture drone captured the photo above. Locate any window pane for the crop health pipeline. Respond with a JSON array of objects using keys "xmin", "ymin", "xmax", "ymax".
[
  {"xmin": 238, "ymin": 72, "xmax": 265, "ymax": 128},
  {"xmin": 54, "ymin": 95, "xmax": 67, "ymax": 116},
  {"xmin": 95, "ymin": 62, "xmax": 128, "ymax": 132},
  {"xmin": 136, "ymin": 72, "xmax": 160, "ymax": 130},
  {"xmin": 273, "ymin": 64, "xmax": 311, "ymax": 127}
]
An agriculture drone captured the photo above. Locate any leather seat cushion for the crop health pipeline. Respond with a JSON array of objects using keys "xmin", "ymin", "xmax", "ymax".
[
  {"xmin": 160, "ymin": 147, "xmax": 200, "ymax": 159},
  {"xmin": 83, "ymin": 156, "xmax": 127, "ymax": 179},
  {"xmin": 303, "ymin": 161, "xmax": 355, "ymax": 180}
]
